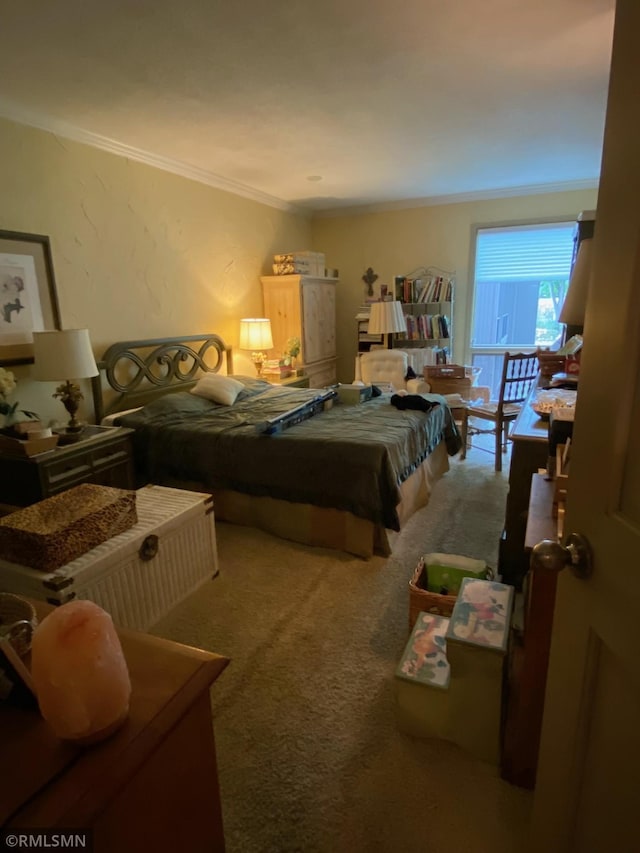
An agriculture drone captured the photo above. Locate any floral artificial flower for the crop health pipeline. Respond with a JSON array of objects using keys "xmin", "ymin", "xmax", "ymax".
[
  {"xmin": 0, "ymin": 367, "xmax": 39, "ymax": 424},
  {"xmin": 0, "ymin": 367, "xmax": 17, "ymax": 398},
  {"xmin": 285, "ymin": 336, "xmax": 301, "ymax": 358}
]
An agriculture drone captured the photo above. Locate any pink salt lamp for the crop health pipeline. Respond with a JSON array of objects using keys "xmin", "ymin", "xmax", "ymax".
[{"xmin": 31, "ymin": 600, "xmax": 131, "ymax": 744}]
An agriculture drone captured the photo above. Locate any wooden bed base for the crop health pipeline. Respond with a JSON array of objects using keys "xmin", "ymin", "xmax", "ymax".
[{"xmin": 91, "ymin": 334, "xmax": 451, "ymax": 558}]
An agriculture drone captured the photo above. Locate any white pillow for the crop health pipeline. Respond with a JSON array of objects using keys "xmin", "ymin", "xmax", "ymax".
[{"xmin": 190, "ymin": 374, "xmax": 244, "ymax": 406}]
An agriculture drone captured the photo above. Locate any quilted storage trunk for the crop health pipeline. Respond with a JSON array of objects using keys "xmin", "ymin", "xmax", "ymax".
[
  {"xmin": 0, "ymin": 484, "xmax": 137, "ymax": 571},
  {"xmin": 0, "ymin": 485, "xmax": 218, "ymax": 631}
]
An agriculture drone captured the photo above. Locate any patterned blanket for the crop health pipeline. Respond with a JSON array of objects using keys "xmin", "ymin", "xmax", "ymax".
[{"xmin": 118, "ymin": 377, "xmax": 461, "ymax": 530}]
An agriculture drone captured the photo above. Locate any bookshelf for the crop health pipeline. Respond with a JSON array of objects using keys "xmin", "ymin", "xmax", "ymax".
[{"xmin": 356, "ymin": 267, "xmax": 454, "ymax": 356}]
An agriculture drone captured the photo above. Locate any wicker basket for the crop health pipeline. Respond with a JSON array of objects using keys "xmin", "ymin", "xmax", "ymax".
[
  {"xmin": 408, "ymin": 557, "xmax": 457, "ymax": 629},
  {"xmin": 0, "ymin": 592, "xmax": 38, "ymax": 657},
  {"xmin": 0, "ymin": 484, "xmax": 138, "ymax": 571}
]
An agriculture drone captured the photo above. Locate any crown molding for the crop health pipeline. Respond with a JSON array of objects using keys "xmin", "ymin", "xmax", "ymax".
[
  {"xmin": 0, "ymin": 99, "xmax": 599, "ymax": 218},
  {"xmin": 0, "ymin": 99, "xmax": 306, "ymax": 215},
  {"xmin": 312, "ymin": 178, "xmax": 600, "ymax": 218}
]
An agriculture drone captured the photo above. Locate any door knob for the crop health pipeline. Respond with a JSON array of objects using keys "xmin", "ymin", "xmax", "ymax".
[{"xmin": 530, "ymin": 533, "xmax": 593, "ymax": 580}]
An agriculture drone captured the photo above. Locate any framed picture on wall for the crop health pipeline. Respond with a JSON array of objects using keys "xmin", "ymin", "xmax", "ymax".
[{"xmin": 0, "ymin": 230, "xmax": 62, "ymax": 366}]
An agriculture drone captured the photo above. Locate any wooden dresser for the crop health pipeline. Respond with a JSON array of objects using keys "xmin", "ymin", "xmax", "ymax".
[
  {"xmin": 1, "ymin": 607, "xmax": 229, "ymax": 852},
  {"xmin": 499, "ymin": 388, "xmax": 550, "ymax": 588},
  {"xmin": 261, "ymin": 274, "xmax": 337, "ymax": 387},
  {"xmin": 0, "ymin": 427, "xmax": 135, "ymax": 512},
  {"xmin": 502, "ymin": 474, "xmax": 559, "ymax": 789}
]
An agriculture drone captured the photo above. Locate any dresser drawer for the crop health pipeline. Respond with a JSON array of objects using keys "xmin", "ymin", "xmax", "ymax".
[
  {"xmin": 43, "ymin": 457, "xmax": 93, "ymax": 493},
  {"xmin": 42, "ymin": 443, "xmax": 131, "ymax": 491},
  {"xmin": 0, "ymin": 428, "xmax": 135, "ymax": 507},
  {"xmin": 90, "ymin": 444, "xmax": 131, "ymax": 472}
]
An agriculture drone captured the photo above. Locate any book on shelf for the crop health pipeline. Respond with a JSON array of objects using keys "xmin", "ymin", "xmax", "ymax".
[
  {"xmin": 262, "ymin": 367, "xmax": 293, "ymax": 378},
  {"xmin": 261, "ymin": 359, "xmax": 293, "ymax": 378},
  {"xmin": 398, "ymin": 312, "xmax": 450, "ymax": 342},
  {"xmin": 394, "ymin": 269, "xmax": 454, "ymax": 304}
]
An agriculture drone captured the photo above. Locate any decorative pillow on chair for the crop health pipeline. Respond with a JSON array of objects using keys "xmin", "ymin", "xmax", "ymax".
[{"xmin": 191, "ymin": 374, "xmax": 244, "ymax": 405}]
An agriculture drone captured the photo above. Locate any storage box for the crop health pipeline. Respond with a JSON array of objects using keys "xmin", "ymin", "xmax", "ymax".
[
  {"xmin": 0, "ymin": 433, "xmax": 59, "ymax": 457},
  {"xmin": 445, "ymin": 578, "xmax": 514, "ymax": 765},
  {"xmin": 424, "ymin": 364, "xmax": 466, "ymax": 380},
  {"xmin": 273, "ymin": 251, "xmax": 326, "ymax": 277},
  {"xmin": 272, "ymin": 261, "xmax": 313, "ymax": 275},
  {"xmin": 427, "ymin": 376, "xmax": 472, "ymax": 397},
  {"xmin": 0, "ymin": 484, "xmax": 137, "ymax": 572},
  {"xmin": 0, "ymin": 485, "xmax": 218, "ymax": 631},
  {"xmin": 337, "ymin": 384, "xmax": 372, "ymax": 405},
  {"xmin": 423, "ymin": 364, "xmax": 472, "ymax": 396},
  {"xmin": 423, "ymin": 552, "xmax": 489, "ymax": 594},
  {"xmin": 395, "ymin": 611, "xmax": 451, "ymax": 739}
]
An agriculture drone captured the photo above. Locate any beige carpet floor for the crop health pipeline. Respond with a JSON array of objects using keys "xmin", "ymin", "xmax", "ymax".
[{"xmin": 152, "ymin": 439, "xmax": 532, "ymax": 853}]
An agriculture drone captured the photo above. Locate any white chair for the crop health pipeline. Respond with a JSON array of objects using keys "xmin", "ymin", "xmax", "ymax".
[{"xmin": 356, "ymin": 349, "xmax": 431, "ymax": 394}]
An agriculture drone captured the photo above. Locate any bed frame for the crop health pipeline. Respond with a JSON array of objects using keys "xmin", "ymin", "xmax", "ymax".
[
  {"xmin": 92, "ymin": 333, "xmax": 450, "ymax": 558},
  {"xmin": 91, "ymin": 333, "xmax": 231, "ymax": 423}
]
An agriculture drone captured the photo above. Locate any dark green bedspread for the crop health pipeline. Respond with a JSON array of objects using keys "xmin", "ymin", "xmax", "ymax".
[{"xmin": 118, "ymin": 377, "xmax": 461, "ymax": 530}]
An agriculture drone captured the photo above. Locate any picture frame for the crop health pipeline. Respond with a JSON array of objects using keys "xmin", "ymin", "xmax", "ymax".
[{"xmin": 0, "ymin": 229, "xmax": 62, "ymax": 366}]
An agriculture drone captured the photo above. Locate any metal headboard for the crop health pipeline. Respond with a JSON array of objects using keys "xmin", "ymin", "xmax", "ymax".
[{"xmin": 92, "ymin": 333, "xmax": 232, "ymax": 423}]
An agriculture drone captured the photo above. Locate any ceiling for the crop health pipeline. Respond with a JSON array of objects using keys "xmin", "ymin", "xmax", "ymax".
[{"xmin": 0, "ymin": 0, "xmax": 615, "ymax": 213}]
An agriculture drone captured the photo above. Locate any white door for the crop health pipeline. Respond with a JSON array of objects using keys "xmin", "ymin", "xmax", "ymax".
[{"xmin": 529, "ymin": 1, "xmax": 640, "ymax": 850}]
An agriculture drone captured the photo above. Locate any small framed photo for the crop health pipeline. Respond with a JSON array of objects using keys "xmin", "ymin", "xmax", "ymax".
[{"xmin": 0, "ymin": 230, "xmax": 62, "ymax": 366}]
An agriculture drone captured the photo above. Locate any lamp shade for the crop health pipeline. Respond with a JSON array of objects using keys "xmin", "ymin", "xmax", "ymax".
[
  {"xmin": 367, "ymin": 300, "xmax": 406, "ymax": 335},
  {"xmin": 32, "ymin": 329, "xmax": 99, "ymax": 381},
  {"xmin": 239, "ymin": 318, "xmax": 273, "ymax": 351},
  {"xmin": 559, "ymin": 238, "xmax": 593, "ymax": 326}
]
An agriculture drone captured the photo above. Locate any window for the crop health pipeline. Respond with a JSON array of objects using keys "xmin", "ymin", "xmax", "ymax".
[{"xmin": 469, "ymin": 221, "xmax": 575, "ymax": 398}]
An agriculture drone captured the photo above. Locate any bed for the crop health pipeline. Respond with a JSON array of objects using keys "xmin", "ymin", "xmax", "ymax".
[{"xmin": 92, "ymin": 334, "xmax": 461, "ymax": 558}]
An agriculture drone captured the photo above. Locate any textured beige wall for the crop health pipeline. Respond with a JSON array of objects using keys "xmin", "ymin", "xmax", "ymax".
[
  {"xmin": 313, "ymin": 189, "xmax": 598, "ymax": 382},
  {"xmin": 0, "ymin": 117, "xmax": 311, "ymax": 424},
  {"xmin": 1, "ymin": 115, "xmax": 600, "ymax": 423}
]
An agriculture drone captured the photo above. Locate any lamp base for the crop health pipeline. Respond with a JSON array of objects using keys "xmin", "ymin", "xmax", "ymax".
[
  {"xmin": 54, "ymin": 381, "xmax": 85, "ymax": 434},
  {"xmin": 55, "ymin": 427, "xmax": 87, "ymax": 445}
]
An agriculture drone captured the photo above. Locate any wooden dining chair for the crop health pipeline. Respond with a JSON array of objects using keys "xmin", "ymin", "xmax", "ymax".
[{"xmin": 459, "ymin": 352, "xmax": 539, "ymax": 472}]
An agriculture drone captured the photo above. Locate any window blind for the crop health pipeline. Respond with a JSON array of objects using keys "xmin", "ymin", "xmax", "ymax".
[{"xmin": 475, "ymin": 223, "xmax": 575, "ymax": 282}]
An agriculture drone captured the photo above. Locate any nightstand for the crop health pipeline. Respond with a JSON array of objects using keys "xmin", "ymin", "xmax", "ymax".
[
  {"xmin": 0, "ymin": 427, "xmax": 135, "ymax": 512},
  {"xmin": 264, "ymin": 374, "xmax": 310, "ymax": 389}
]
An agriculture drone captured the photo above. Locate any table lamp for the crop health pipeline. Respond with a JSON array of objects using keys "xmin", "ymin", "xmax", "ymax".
[
  {"xmin": 367, "ymin": 300, "xmax": 406, "ymax": 349},
  {"xmin": 33, "ymin": 329, "xmax": 99, "ymax": 433},
  {"xmin": 239, "ymin": 318, "xmax": 273, "ymax": 375},
  {"xmin": 560, "ymin": 237, "xmax": 593, "ymax": 340}
]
